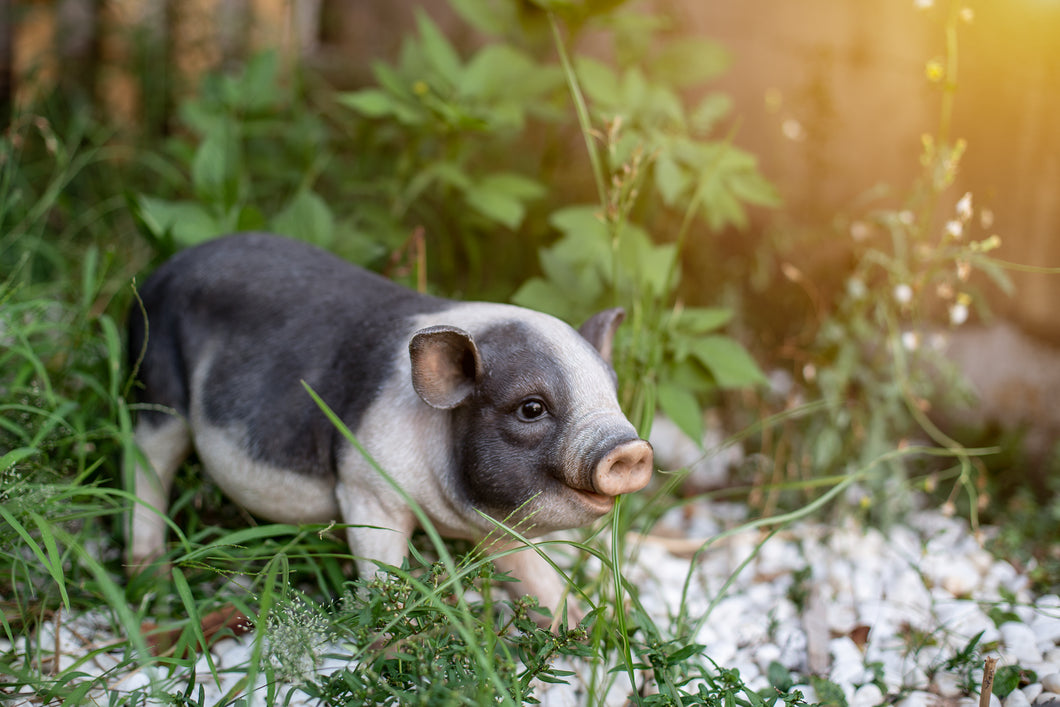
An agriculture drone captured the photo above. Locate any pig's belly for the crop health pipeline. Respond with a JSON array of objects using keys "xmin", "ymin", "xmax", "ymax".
[{"xmin": 192, "ymin": 420, "xmax": 341, "ymax": 524}]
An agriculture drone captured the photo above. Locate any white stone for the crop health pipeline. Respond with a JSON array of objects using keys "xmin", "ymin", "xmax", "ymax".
[
  {"xmin": 754, "ymin": 642, "xmax": 781, "ymax": 672},
  {"xmin": 1001, "ymin": 622, "xmax": 1045, "ymax": 664},
  {"xmin": 935, "ymin": 599, "xmax": 999, "ymax": 645},
  {"xmin": 851, "ymin": 683, "xmax": 884, "ymax": 707},
  {"xmin": 1039, "ymin": 595, "xmax": 1060, "ymax": 610},
  {"xmin": 729, "ymin": 656, "xmax": 761, "ymax": 683},
  {"xmin": 1023, "ymin": 683, "xmax": 1044, "ymax": 702},
  {"xmin": 773, "ymin": 620, "xmax": 808, "ymax": 671},
  {"xmin": 827, "ymin": 603, "xmax": 860, "ymax": 635},
  {"xmin": 931, "ymin": 555, "xmax": 982, "ymax": 596},
  {"xmin": 214, "ymin": 636, "xmax": 253, "ymax": 669},
  {"xmin": 701, "ymin": 638, "xmax": 736, "ymax": 666},
  {"xmin": 791, "ymin": 684, "xmax": 818, "ymax": 704},
  {"xmin": 935, "ymin": 671, "xmax": 964, "ymax": 697},
  {"xmin": 1034, "ymin": 693, "xmax": 1060, "ymax": 706},
  {"xmin": 1031, "ymin": 613, "xmax": 1060, "ymax": 646},
  {"xmin": 1042, "ymin": 674, "xmax": 1060, "ymax": 693},
  {"xmin": 1005, "ymin": 688, "xmax": 1032, "ymax": 707},
  {"xmin": 898, "ymin": 690, "xmax": 935, "ymax": 707}
]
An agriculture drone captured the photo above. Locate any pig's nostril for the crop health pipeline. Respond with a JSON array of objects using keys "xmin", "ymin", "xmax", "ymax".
[{"xmin": 592, "ymin": 439, "xmax": 654, "ymax": 496}]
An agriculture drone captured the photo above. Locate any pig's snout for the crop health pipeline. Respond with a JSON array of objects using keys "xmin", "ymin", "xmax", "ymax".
[{"xmin": 592, "ymin": 439, "xmax": 653, "ymax": 496}]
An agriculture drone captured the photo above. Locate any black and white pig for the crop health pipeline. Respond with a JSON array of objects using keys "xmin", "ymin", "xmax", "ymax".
[{"xmin": 126, "ymin": 232, "xmax": 653, "ymax": 615}]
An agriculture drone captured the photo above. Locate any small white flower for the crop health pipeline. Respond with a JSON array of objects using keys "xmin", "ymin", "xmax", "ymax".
[
  {"xmin": 898, "ymin": 210, "xmax": 915, "ymax": 226},
  {"xmin": 901, "ymin": 330, "xmax": 920, "ymax": 351},
  {"xmin": 945, "ymin": 219, "xmax": 963, "ymax": 239},
  {"xmin": 893, "ymin": 283, "xmax": 913, "ymax": 305},
  {"xmin": 781, "ymin": 118, "xmax": 805, "ymax": 141},
  {"xmin": 802, "ymin": 363, "xmax": 817, "ymax": 383},
  {"xmin": 847, "ymin": 277, "xmax": 867, "ymax": 299},
  {"xmin": 849, "ymin": 220, "xmax": 871, "ymax": 242},
  {"xmin": 914, "ymin": 0, "xmax": 934, "ymax": 8},
  {"xmin": 949, "ymin": 302, "xmax": 969, "ymax": 326},
  {"xmin": 956, "ymin": 192, "xmax": 973, "ymax": 221}
]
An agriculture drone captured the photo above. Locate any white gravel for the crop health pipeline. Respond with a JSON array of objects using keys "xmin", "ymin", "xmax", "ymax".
[{"xmin": 4, "ymin": 499, "xmax": 1060, "ymax": 706}]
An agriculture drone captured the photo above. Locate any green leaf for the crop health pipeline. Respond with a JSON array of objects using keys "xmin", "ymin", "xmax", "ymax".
[
  {"xmin": 235, "ymin": 51, "xmax": 280, "ymax": 114},
  {"xmin": 678, "ymin": 307, "xmax": 734, "ymax": 334},
  {"xmin": 616, "ymin": 226, "xmax": 675, "ymax": 297},
  {"xmin": 0, "ymin": 447, "xmax": 37, "ymax": 470},
  {"xmin": 549, "ymin": 205, "xmax": 608, "ymax": 240},
  {"xmin": 767, "ymin": 660, "xmax": 794, "ymax": 691},
  {"xmin": 730, "ymin": 169, "xmax": 783, "ymax": 208},
  {"xmin": 447, "ymin": 0, "xmax": 519, "ymax": 35},
  {"xmin": 137, "ymin": 196, "xmax": 224, "ymax": 247},
  {"xmin": 511, "ymin": 278, "xmax": 579, "ymax": 322},
  {"xmin": 414, "ymin": 10, "xmax": 462, "ymax": 87},
  {"xmin": 656, "ymin": 383, "xmax": 703, "ymax": 446},
  {"xmin": 192, "ymin": 122, "xmax": 241, "ymax": 210},
  {"xmin": 405, "ymin": 161, "xmax": 474, "ymax": 206},
  {"xmin": 618, "ymin": 67, "xmax": 649, "ymax": 115},
  {"xmin": 654, "ymin": 153, "xmax": 688, "ymax": 207},
  {"xmin": 664, "ymin": 642, "xmax": 703, "ymax": 665},
  {"xmin": 993, "ymin": 665, "xmax": 1035, "ymax": 699},
  {"xmin": 465, "ymin": 173, "xmax": 546, "ymax": 229},
  {"xmin": 236, "ymin": 204, "xmax": 267, "ymax": 232},
  {"xmin": 691, "ymin": 93, "xmax": 733, "ymax": 134},
  {"xmin": 809, "ymin": 676, "xmax": 848, "ymax": 707},
  {"xmin": 271, "ymin": 189, "xmax": 335, "ymax": 247},
  {"xmin": 461, "ymin": 45, "xmax": 534, "ymax": 99},
  {"xmin": 339, "ymin": 89, "xmax": 398, "ymax": 118},
  {"xmin": 575, "ymin": 56, "xmax": 620, "ymax": 109},
  {"xmin": 689, "ymin": 335, "xmax": 768, "ymax": 388}
]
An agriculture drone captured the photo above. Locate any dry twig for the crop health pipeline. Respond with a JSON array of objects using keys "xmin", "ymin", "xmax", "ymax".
[{"xmin": 979, "ymin": 656, "xmax": 998, "ymax": 707}]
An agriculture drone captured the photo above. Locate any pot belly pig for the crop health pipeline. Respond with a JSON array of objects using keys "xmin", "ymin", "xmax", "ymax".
[{"xmin": 126, "ymin": 232, "xmax": 653, "ymax": 614}]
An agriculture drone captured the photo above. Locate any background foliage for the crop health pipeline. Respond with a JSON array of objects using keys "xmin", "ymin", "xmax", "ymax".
[{"xmin": 0, "ymin": 0, "xmax": 1056, "ymax": 704}]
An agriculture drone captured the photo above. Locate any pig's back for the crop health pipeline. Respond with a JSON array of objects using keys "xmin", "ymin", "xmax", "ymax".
[{"xmin": 130, "ymin": 233, "xmax": 449, "ymax": 476}]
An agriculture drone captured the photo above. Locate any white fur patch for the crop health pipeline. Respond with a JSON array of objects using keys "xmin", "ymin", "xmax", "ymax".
[
  {"xmin": 187, "ymin": 348, "xmax": 340, "ymax": 524},
  {"xmin": 190, "ymin": 417, "xmax": 341, "ymax": 524}
]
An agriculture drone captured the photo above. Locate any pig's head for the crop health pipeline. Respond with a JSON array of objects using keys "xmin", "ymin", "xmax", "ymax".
[{"xmin": 409, "ymin": 306, "xmax": 653, "ymax": 534}]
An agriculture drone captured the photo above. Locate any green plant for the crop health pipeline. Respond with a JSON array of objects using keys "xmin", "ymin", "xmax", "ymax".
[
  {"xmin": 133, "ymin": 52, "xmax": 384, "ymax": 264},
  {"xmin": 508, "ymin": 4, "xmax": 776, "ymax": 443},
  {"xmin": 753, "ymin": 1, "xmax": 1012, "ymax": 523},
  {"xmin": 336, "ymin": 10, "xmax": 567, "ymax": 294}
]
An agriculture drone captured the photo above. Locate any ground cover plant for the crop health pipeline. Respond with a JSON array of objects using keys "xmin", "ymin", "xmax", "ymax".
[{"xmin": 1, "ymin": 0, "xmax": 1057, "ymax": 705}]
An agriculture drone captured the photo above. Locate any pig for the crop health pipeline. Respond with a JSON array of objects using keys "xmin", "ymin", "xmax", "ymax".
[{"xmin": 126, "ymin": 232, "xmax": 653, "ymax": 616}]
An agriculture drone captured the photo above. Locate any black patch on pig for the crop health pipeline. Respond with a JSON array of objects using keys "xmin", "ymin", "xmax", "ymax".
[
  {"xmin": 130, "ymin": 233, "xmax": 449, "ymax": 477},
  {"xmin": 447, "ymin": 320, "xmax": 618, "ymax": 517}
]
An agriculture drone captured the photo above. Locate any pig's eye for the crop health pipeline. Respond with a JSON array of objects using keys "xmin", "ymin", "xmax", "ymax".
[{"xmin": 516, "ymin": 398, "xmax": 548, "ymax": 422}]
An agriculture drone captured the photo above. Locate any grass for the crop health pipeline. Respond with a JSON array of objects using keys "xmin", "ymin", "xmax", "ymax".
[
  {"xmin": 1, "ymin": 230, "xmax": 1050, "ymax": 704},
  {"xmin": 0, "ymin": 98, "xmax": 821, "ymax": 707},
  {"xmin": 2, "ymin": 5, "xmax": 1058, "ymax": 706},
  {"xmin": 0, "ymin": 243, "xmax": 1018, "ymax": 705}
]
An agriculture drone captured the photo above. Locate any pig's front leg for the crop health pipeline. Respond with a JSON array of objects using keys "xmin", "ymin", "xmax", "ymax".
[
  {"xmin": 494, "ymin": 545, "xmax": 583, "ymax": 629},
  {"xmin": 335, "ymin": 481, "xmax": 416, "ymax": 578}
]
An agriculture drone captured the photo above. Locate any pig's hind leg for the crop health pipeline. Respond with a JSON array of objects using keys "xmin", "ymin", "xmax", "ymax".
[{"xmin": 126, "ymin": 415, "xmax": 191, "ymax": 572}]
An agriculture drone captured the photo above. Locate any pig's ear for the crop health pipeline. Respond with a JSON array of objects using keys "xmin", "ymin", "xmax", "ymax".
[
  {"xmin": 409, "ymin": 325, "xmax": 483, "ymax": 409},
  {"xmin": 578, "ymin": 308, "xmax": 625, "ymax": 363}
]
